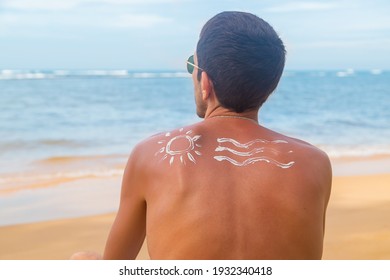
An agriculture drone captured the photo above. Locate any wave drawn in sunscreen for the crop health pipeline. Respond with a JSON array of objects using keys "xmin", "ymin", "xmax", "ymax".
[{"xmin": 214, "ymin": 137, "xmax": 295, "ymax": 168}]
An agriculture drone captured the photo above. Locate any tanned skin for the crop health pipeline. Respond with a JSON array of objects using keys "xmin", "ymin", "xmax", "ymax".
[{"xmin": 101, "ymin": 58, "xmax": 332, "ymax": 260}]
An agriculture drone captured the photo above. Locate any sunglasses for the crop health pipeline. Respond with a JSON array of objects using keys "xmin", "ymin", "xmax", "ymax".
[{"xmin": 186, "ymin": 55, "xmax": 204, "ymax": 74}]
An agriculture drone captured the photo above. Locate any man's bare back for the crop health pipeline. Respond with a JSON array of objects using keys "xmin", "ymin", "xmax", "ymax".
[
  {"xmin": 103, "ymin": 117, "xmax": 331, "ymax": 259},
  {"xmin": 73, "ymin": 11, "xmax": 332, "ymax": 260}
]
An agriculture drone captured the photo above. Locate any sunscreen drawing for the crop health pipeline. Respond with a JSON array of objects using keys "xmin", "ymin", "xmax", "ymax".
[
  {"xmin": 217, "ymin": 137, "xmax": 288, "ymax": 147},
  {"xmin": 156, "ymin": 128, "xmax": 202, "ymax": 165},
  {"xmin": 214, "ymin": 156, "xmax": 295, "ymax": 168},
  {"xmin": 214, "ymin": 137, "xmax": 294, "ymax": 168}
]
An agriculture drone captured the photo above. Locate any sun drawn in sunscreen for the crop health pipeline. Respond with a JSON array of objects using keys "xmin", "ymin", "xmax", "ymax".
[{"xmin": 155, "ymin": 128, "xmax": 202, "ymax": 165}]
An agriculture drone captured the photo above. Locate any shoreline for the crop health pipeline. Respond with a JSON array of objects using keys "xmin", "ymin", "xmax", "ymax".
[
  {"xmin": 330, "ymin": 155, "xmax": 390, "ymax": 176},
  {"xmin": 0, "ymin": 156, "xmax": 390, "ymax": 259}
]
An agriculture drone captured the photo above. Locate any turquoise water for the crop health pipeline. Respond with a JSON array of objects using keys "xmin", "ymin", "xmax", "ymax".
[
  {"xmin": 263, "ymin": 70, "xmax": 390, "ymax": 156},
  {"xmin": 1, "ymin": 69, "xmax": 389, "ymax": 225},
  {"xmin": 1, "ymin": 69, "xmax": 389, "ymax": 168}
]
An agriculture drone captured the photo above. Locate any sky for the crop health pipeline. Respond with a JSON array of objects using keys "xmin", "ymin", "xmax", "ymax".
[{"xmin": 0, "ymin": 0, "xmax": 389, "ymax": 70}]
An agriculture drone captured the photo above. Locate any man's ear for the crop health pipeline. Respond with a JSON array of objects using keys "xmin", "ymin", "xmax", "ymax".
[{"xmin": 200, "ymin": 71, "xmax": 214, "ymax": 101}]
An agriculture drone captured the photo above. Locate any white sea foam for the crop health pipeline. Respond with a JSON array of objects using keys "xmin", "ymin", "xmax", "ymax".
[
  {"xmin": 131, "ymin": 72, "xmax": 188, "ymax": 78},
  {"xmin": 109, "ymin": 70, "xmax": 129, "ymax": 76},
  {"xmin": 370, "ymin": 69, "xmax": 382, "ymax": 75},
  {"xmin": 1, "ymin": 69, "xmax": 15, "ymax": 75},
  {"xmin": 337, "ymin": 68, "xmax": 355, "ymax": 77},
  {"xmin": 85, "ymin": 70, "xmax": 110, "ymax": 76},
  {"xmin": 4, "ymin": 69, "xmax": 386, "ymax": 80},
  {"xmin": 0, "ymin": 69, "xmax": 189, "ymax": 80},
  {"xmin": 53, "ymin": 70, "xmax": 70, "ymax": 76},
  {"xmin": 159, "ymin": 72, "xmax": 188, "ymax": 78},
  {"xmin": 0, "ymin": 168, "xmax": 123, "ymax": 185},
  {"xmin": 321, "ymin": 145, "xmax": 390, "ymax": 158},
  {"xmin": 132, "ymin": 72, "xmax": 158, "ymax": 78},
  {"xmin": 0, "ymin": 70, "xmax": 53, "ymax": 80}
]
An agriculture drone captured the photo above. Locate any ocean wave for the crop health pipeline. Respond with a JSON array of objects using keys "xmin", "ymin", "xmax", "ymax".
[
  {"xmin": 370, "ymin": 69, "xmax": 383, "ymax": 75},
  {"xmin": 0, "ymin": 69, "xmax": 190, "ymax": 80},
  {"xmin": 320, "ymin": 145, "xmax": 390, "ymax": 158},
  {"xmin": 36, "ymin": 154, "xmax": 127, "ymax": 164},
  {"xmin": 0, "ymin": 139, "xmax": 86, "ymax": 153},
  {"xmin": 336, "ymin": 68, "xmax": 355, "ymax": 77},
  {"xmin": 2, "ymin": 69, "xmax": 387, "ymax": 80},
  {"xmin": 0, "ymin": 168, "xmax": 124, "ymax": 194},
  {"xmin": 1, "ymin": 169, "xmax": 123, "ymax": 182}
]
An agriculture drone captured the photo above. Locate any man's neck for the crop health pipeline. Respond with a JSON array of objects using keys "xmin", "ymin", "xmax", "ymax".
[{"xmin": 204, "ymin": 108, "xmax": 259, "ymax": 123}]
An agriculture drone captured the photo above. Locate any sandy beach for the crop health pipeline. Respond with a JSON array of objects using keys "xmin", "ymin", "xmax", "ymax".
[
  {"xmin": 0, "ymin": 157, "xmax": 389, "ymax": 260},
  {"xmin": 323, "ymin": 172, "xmax": 390, "ymax": 259}
]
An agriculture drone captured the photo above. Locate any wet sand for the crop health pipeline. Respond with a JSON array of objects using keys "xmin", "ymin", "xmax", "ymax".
[{"xmin": 0, "ymin": 159, "xmax": 389, "ymax": 259}]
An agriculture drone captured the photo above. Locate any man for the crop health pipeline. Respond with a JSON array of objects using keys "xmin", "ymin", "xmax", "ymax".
[{"xmin": 74, "ymin": 11, "xmax": 331, "ymax": 260}]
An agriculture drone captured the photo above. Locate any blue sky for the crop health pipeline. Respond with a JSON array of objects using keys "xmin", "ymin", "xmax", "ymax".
[{"xmin": 1, "ymin": 0, "xmax": 389, "ymax": 70}]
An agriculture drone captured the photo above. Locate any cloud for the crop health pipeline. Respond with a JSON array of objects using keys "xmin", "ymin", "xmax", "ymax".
[
  {"xmin": 2, "ymin": 0, "xmax": 179, "ymax": 11},
  {"xmin": 0, "ymin": 13, "xmax": 46, "ymax": 31},
  {"xmin": 265, "ymin": 2, "xmax": 337, "ymax": 13},
  {"xmin": 109, "ymin": 14, "xmax": 173, "ymax": 28},
  {"xmin": 2, "ymin": 0, "xmax": 80, "ymax": 11},
  {"xmin": 0, "ymin": 14, "xmax": 20, "ymax": 24},
  {"xmin": 96, "ymin": 0, "xmax": 179, "ymax": 4},
  {"xmin": 0, "ymin": 12, "xmax": 173, "ymax": 31},
  {"xmin": 0, "ymin": 0, "xmax": 175, "ymax": 31}
]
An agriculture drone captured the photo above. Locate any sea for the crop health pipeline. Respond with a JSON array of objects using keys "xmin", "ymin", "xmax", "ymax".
[{"xmin": 0, "ymin": 69, "xmax": 389, "ymax": 225}]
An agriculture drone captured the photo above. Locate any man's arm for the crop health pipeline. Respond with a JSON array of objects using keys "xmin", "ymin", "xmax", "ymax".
[
  {"xmin": 321, "ymin": 152, "xmax": 333, "ymax": 235},
  {"xmin": 103, "ymin": 148, "xmax": 147, "ymax": 259}
]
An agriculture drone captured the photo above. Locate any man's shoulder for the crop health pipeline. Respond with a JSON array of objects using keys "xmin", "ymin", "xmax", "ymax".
[
  {"xmin": 285, "ymin": 135, "xmax": 330, "ymax": 167},
  {"xmin": 264, "ymin": 128, "xmax": 331, "ymax": 173},
  {"xmin": 283, "ymin": 134, "xmax": 332, "ymax": 189},
  {"xmin": 264, "ymin": 127, "xmax": 328, "ymax": 159},
  {"xmin": 290, "ymin": 136, "xmax": 330, "ymax": 163}
]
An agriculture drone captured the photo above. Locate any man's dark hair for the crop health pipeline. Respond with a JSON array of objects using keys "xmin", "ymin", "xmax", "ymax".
[{"xmin": 196, "ymin": 11, "xmax": 286, "ymax": 113}]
